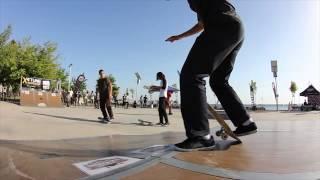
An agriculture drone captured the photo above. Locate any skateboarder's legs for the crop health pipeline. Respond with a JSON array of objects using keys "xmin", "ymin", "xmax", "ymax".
[
  {"xmin": 100, "ymin": 97, "xmax": 109, "ymax": 119},
  {"xmin": 209, "ymin": 41, "xmax": 250, "ymax": 127},
  {"xmin": 100, "ymin": 93, "xmax": 113, "ymax": 119},
  {"xmin": 180, "ymin": 27, "xmax": 246, "ymax": 139}
]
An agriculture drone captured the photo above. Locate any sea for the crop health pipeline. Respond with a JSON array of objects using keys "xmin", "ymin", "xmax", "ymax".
[
  {"xmin": 210, "ymin": 104, "xmax": 291, "ymax": 111},
  {"xmin": 252, "ymin": 104, "xmax": 289, "ymax": 111}
]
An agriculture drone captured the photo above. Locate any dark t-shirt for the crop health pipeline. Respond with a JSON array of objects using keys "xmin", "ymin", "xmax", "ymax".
[
  {"xmin": 187, "ymin": 0, "xmax": 237, "ymax": 24},
  {"xmin": 97, "ymin": 78, "xmax": 111, "ymax": 96}
]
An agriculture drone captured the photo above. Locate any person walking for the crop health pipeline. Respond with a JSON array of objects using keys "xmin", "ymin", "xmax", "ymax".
[
  {"xmin": 151, "ymin": 72, "xmax": 169, "ymax": 126},
  {"xmin": 97, "ymin": 69, "xmax": 114, "ymax": 122},
  {"xmin": 166, "ymin": 0, "xmax": 257, "ymax": 151}
]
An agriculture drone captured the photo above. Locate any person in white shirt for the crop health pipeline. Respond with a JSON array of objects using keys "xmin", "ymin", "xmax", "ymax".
[{"xmin": 151, "ymin": 72, "xmax": 169, "ymax": 126}]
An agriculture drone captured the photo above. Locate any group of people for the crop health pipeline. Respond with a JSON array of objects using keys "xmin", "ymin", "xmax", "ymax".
[
  {"xmin": 96, "ymin": 69, "xmax": 172, "ymax": 125},
  {"xmin": 139, "ymin": 95, "xmax": 149, "ymax": 108},
  {"xmin": 61, "ymin": 90, "xmax": 98, "ymax": 107}
]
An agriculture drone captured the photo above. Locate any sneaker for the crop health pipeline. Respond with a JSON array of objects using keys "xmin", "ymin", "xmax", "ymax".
[
  {"xmin": 174, "ymin": 136, "xmax": 215, "ymax": 152},
  {"xmin": 156, "ymin": 122, "xmax": 164, "ymax": 126},
  {"xmin": 233, "ymin": 122, "xmax": 257, "ymax": 136},
  {"xmin": 163, "ymin": 122, "xmax": 170, "ymax": 126},
  {"xmin": 99, "ymin": 117, "xmax": 110, "ymax": 122}
]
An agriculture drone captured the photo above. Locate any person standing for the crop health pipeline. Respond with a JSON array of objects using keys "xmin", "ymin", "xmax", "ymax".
[
  {"xmin": 94, "ymin": 89, "xmax": 99, "ymax": 109},
  {"xmin": 166, "ymin": 0, "xmax": 257, "ymax": 151},
  {"xmin": 84, "ymin": 90, "xmax": 89, "ymax": 106},
  {"xmin": 151, "ymin": 72, "xmax": 169, "ymax": 126},
  {"xmin": 122, "ymin": 94, "xmax": 129, "ymax": 109},
  {"xmin": 140, "ymin": 95, "xmax": 144, "ymax": 108},
  {"xmin": 97, "ymin": 69, "xmax": 114, "ymax": 122},
  {"xmin": 143, "ymin": 95, "xmax": 148, "ymax": 108},
  {"xmin": 166, "ymin": 91, "xmax": 173, "ymax": 115},
  {"xmin": 113, "ymin": 95, "xmax": 118, "ymax": 108}
]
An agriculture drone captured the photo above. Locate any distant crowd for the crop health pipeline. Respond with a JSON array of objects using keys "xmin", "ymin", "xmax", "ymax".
[{"xmin": 60, "ymin": 89, "xmax": 169, "ymax": 110}]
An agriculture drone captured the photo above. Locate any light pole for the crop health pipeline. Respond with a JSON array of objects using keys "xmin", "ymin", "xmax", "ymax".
[
  {"xmin": 271, "ymin": 60, "xmax": 279, "ymax": 111},
  {"xmin": 134, "ymin": 72, "xmax": 141, "ymax": 101},
  {"xmin": 68, "ymin": 64, "xmax": 72, "ymax": 92}
]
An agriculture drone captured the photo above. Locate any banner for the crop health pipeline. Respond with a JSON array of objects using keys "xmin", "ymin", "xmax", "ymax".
[
  {"xmin": 22, "ymin": 77, "xmax": 51, "ymax": 90},
  {"xmin": 42, "ymin": 80, "xmax": 50, "ymax": 90},
  {"xmin": 22, "ymin": 77, "xmax": 41, "ymax": 88}
]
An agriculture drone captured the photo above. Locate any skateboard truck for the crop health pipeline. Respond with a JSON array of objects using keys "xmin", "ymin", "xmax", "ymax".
[
  {"xmin": 208, "ymin": 104, "xmax": 242, "ymax": 143},
  {"xmin": 215, "ymin": 127, "xmax": 229, "ymax": 140}
]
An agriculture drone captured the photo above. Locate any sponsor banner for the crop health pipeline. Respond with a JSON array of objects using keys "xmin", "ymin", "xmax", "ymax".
[
  {"xmin": 22, "ymin": 77, "xmax": 51, "ymax": 90},
  {"xmin": 73, "ymin": 156, "xmax": 141, "ymax": 176}
]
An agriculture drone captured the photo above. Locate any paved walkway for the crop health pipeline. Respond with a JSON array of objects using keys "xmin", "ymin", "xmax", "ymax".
[{"xmin": 1, "ymin": 102, "xmax": 320, "ymax": 180}]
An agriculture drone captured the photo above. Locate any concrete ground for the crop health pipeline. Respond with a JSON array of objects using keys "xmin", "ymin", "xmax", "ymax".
[{"xmin": 1, "ymin": 102, "xmax": 320, "ymax": 180}]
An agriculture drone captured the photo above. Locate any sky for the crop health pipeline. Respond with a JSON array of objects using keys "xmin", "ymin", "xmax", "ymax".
[{"xmin": 1, "ymin": 0, "xmax": 319, "ymax": 104}]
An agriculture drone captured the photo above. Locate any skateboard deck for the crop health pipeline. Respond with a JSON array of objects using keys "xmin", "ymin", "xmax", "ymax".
[
  {"xmin": 98, "ymin": 117, "xmax": 110, "ymax": 123},
  {"xmin": 138, "ymin": 119, "xmax": 153, "ymax": 126},
  {"xmin": 208, "ymin": 104, "xmax": 242, "ymax": 143}
]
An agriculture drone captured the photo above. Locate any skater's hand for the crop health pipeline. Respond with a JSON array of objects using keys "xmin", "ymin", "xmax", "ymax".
[{"xmin": 165, "ymin": 35, "xmax": 181, "ymax": 43}]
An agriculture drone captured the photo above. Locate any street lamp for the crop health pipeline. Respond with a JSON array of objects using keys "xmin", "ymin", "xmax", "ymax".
[
  {"xmin": 68, "ymin": 64, "xmax": 72, "ymax": 92},
  {"xmin": 134, "ymin": 72, "xmax": 141, "ymax": 101},
  {"xmin": 271, "ymin": 60, "xmax": 279, "ymax": 111}
]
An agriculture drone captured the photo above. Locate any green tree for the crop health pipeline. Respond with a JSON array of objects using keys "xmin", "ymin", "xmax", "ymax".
[
  {"xmin": 289, "ymin": 81, "xmax": 298, "ymax": 104},
  {"xmin": 129, "ymin": 88, "xmax": 135, "ymax": 99},
  {"xmin": 71, "ymin": 77, "xmax": 87, "ymax": 92},
  {"xmin": 108, "ymin": 74, "xmax": 120, "ymax": 98},
  {"xmin": 0, "ymin": 25, "xmax": 12, "ymax": 46},
  {"xmin": 0, "ymin": 25, "xmax": 68, "ymax": 93}
]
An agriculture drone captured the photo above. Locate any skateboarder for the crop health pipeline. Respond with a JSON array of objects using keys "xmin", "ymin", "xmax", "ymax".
[
  {"xmin": 166, "ymin": 0, "xmax": 257, "ymax": 151},
  {"xmin": 166, "ymin": 91, "xmax": 173, "ymax": 115},
  {"xmin": 143, "ymin": 95, "xmax": 148, "ymax": 108},
  {"xmin": 97, "ymin": 69, "xmax": 114, "ymax": 121},
  {"xmin": 152, "ymin": 72, "xmax": 169, "ymax": 126}
]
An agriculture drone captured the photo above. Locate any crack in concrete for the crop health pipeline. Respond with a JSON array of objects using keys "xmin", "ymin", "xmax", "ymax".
[{"xmin": 8, "ymin": 154, "xmax": 36, "ymax": 180}]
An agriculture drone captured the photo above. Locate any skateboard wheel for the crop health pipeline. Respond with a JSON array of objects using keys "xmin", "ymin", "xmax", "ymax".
[
  {"xmin": 216, "ymin": 130, "xmax": 221, "ymax": 136},
  {"xmin": 221, "ymin": 133, "xmax": 228, "ymax": 140}
]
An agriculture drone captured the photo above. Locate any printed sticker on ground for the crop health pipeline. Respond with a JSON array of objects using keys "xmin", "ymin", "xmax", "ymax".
[{"xmin": 73, "ymin": 156, "xmax": 141, "ymax": 176}]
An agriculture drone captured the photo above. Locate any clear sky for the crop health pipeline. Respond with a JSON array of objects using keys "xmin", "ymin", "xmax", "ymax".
[{"xmin": 1, "ymin": 0, "xmax": 319, "ymax": 104}]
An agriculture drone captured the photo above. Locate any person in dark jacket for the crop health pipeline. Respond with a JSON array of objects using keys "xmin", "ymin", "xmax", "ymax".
[
  {"xmin": 166, "ymin": 0, "xmax": 257, "ymax": 151},
  {"xmin": 97, "ymin": 69, "xmax": 114, "ymax": 122}
]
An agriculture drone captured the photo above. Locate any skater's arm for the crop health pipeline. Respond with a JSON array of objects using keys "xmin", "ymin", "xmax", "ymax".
[
  {"xmin": 150, "ymin": 86, "xmax": 161, "ymax": 91},
  {"xmin": 166, "ymin": 21, "xmax": 203, "ymax": 43},
  {"xmin": 108, "ymin": 79, "xmax": 112, "ymax": 99},
  {"xmin": 150, "ymin": 79, "xmax": 167, "ymax": 91}
]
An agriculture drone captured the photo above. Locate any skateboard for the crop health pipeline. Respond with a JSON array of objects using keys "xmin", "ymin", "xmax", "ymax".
[
  {"xmin": 138, "ymin": 119, "xmax": 153, "ymax": 126},
  {"xmin": 98, "ymin": 117, "xmax": 110, "ymax": 123},
  {"xmin": 208, "ymin": 104, "xmax": 242, "ymax": 144}
]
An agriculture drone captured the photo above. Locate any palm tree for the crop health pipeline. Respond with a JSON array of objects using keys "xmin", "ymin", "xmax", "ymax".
[
  {"xmin": 108, "ymin": 74, "xmax": 120, "ymax": 98},
  {"xmin": 289, "ymin": 81, "xmax": 298, "ymax": 104},
  {"xmin": 129, "ymin": 88, "xmax": 135, "ymax": 99},
  {"xmin": 249, "ymin": 80, "xmax": 257, "ymax": 109}
]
